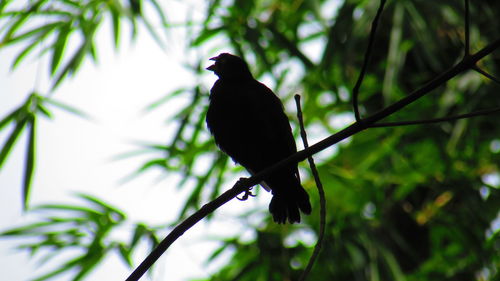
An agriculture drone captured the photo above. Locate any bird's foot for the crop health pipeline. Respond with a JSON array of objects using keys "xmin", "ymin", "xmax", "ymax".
[{"xmin": 236, "ymin": 178, "xmax": 256, "ymax": 201}]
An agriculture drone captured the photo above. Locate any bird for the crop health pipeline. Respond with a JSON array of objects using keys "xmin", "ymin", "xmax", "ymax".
[{"xmin": 205, "ymin": 53, "xmax": 311, "ymax": 223}]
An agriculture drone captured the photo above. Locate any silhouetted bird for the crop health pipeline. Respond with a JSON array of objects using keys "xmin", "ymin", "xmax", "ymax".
[{"xmin": 206, "ymin": 53, "xmax": 311, "ymax": 223}]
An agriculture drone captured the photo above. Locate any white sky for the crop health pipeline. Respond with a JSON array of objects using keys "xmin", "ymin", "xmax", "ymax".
[{"xmin": 0, "ymin": 1, "xmax": 269, "ymax": 280}]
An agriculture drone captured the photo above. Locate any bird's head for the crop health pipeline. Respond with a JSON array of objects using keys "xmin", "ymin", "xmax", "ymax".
[{"xmin": 206, "ymin": 53, "xmax": 253, "ymax": 79}]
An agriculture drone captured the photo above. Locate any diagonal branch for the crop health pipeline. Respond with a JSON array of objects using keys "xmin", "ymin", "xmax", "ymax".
[
  {"xmin": 125, "ymin": 35, "xmax": 500, "ymax": 281},
  {"xmin": 370, "ymin": 106, "xmax": 500, "ymax": 127}
]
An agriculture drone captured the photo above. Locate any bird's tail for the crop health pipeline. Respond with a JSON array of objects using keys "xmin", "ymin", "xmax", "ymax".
[{"xmin": 268, "ymin": 180, "xmax": 311, "ymax": 224}]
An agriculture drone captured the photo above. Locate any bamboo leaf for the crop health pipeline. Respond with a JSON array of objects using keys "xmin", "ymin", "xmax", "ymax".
[
  {"xmin": 117, "ymin": 243, "xmax": 132, "ymax": 267},
  {"xmin": 0, "ymin": 0, "xmax": 12, "ymax": 13},
  {"xmin": 141, "ymin": 15, "xmax": 166, "ymax": 49},
  {"xmin": 0, "ymin": 221, "xmax": 58, "ymax": 236},
  {"xmin": 40, "ymin": 97, "xmax": 91, "ymax": 119},
  {"xmin": 0, "ymin": 116, "xmax": 28, "ymax": 169},
  {"xmin": 51, "ymin": 41, "xmax": 87, "ymax": 89},
  {"xmin": 192, "ymin": 26, "xmax": 224, "ymax": 46},
  {"xmin": 2, "ymin": 21, "xmax": 63, "ymax": 47},
  {"xmin": 110, "ymin": 5, "xmax": 121, "ymax": 48},
  {"xmin": 23, "ymin": 115, "xmax": 36, "ymax": 210},
  {"xmin": 142, "ymin": 88, "xmax": 186, "ymax": 112},
  {"xmin": 11, "ymin": 38, "xmax": 40, "ymax": 69},
  {"xmin": 36, "ymin": 103, "xmax": 53, "ymax": 119},
  {"xmin": 0, "ymin": 107, "xmax": 22, "ymax": 131},
  {"xmin": 50, "ymin": 23, "xmax": 72, "ymax": 76},
  {"xmin": 76, "ymin": 193, "xmax": 126, "ymax": 219}
]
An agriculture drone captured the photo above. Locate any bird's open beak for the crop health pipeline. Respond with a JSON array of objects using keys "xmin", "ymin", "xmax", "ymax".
[{"xmin": 206, "ymin": 56, "xmax": 218, "ymax": 71}]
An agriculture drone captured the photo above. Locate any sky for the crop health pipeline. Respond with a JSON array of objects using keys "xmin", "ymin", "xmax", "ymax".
[{"xmin": 0, "ymin": 1, "xmax": 268, "ymax": 280}]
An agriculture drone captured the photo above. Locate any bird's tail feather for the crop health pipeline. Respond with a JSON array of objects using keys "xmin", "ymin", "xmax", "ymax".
[{"xmin": 269, "ymin": 181, "xmax": 311, "ymax": 224}]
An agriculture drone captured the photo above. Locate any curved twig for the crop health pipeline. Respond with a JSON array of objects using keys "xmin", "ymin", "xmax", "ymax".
[
  {"xmin": 352, "ymin": 0, "xmax": 387, "ymax": 121},
  {"xmin": 294, "ymin": 95, "xmax": 327, "ymax": 281}
]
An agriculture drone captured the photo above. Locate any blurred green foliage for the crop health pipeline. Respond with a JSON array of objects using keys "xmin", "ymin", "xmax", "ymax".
[{"xmin": 1, "ymin": 0, "xmax": 500, "ymax": 280}]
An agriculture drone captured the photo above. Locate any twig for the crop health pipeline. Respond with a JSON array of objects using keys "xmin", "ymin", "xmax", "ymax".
[
  {"xmin": 464, "ymin": 0, "xmax": 470, "ymax": 56},
  {"xmin": 125, "ymin": 35, "xmax": 500, "ymax": 281},
  {"xmin": 370, "ymin": 106, "xmax": 500, "ymax": 127},
  {"xmin": 473, "ymin": 65, "xmax": 500, "ymax": 85},
  {"xmin": 352, "ymin": 0, "xmax": 387, "ymax": 121},
  {"xmin": 294, "ymin": 95, "xmax": 327, "ymax": 281}
]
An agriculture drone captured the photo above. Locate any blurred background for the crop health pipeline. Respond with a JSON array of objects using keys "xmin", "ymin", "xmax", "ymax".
[{"xmin": 0, "ymin": 0, "xmax": 499, "ymax": 280}]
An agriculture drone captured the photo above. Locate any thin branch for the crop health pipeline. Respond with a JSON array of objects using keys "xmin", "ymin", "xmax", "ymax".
[
  {"xmin": 370, "ymin": 106, "xmax": 500, "ymax": 127},
  {"xmin": 295, "ymin": 95, "xmax": 327, "ymax": 281},
  {"xmin": 352, "ymin": 0, "xmax": 387, "ymax": 121},
  {"xmin": 125, "ymin": 179, "xmax": 249, "ymax": 281},
  {"xmin": 464, "ymin": 0, "xmax": 470, "ymax": 56},
  {"xmin": 473, "ymin": 65, "xmax": 500, "ymax": 85},
  {"xmin": 125, "ymin": 35, "xmax": 500, "ymax": 281}
]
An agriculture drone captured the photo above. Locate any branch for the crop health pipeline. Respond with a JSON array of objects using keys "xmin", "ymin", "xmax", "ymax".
[
  {"xmin": 125, "ymin": 179, "xmax": 249, "ymax": 281},
  {"xmin": 352, "ymin": 0, "xmax": 387, "ymax": 121},
  {"xmin": 370, "ymin": 106, "xmax": 500, "ymax": 127},
  {"xmin": 473, "ymin": 65, "xmax": 500, "ymax": 85},
  {"xmin": 294, "ymin": 95, "xmax": 327, "ymax": 281},
  {"xmin": 125, "ymin": 35, "xmax": 500, "ymax": 281}
]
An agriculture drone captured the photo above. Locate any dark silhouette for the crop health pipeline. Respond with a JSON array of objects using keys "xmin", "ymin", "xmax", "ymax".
[{"xmin": 206, "ymin": 53, "xmax": 311, "ymax": 223}]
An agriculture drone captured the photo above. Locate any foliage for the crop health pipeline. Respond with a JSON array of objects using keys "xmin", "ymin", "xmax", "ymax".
[
  {"xmin": 1, "ymin": 0, "xmax": 500, "ymax": 281},
  {"xmin": 0, "ymin": 193, "xmax": 161, "ymax": 281},
  {"xmin": 0, "ymin": 0, "xmax": 167, "ymax": 210}
]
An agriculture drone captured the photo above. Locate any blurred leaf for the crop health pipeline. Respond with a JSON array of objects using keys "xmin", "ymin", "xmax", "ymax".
[
  {"xmin": 50, "ymin": 22, "xmax": 72, "ymax": 75},
  {"xmin": 0, "ymin": 114, "xmax": 29, "ymax": 169},
  {"xmin": 1, "ymin": 21, "xmax": 63, "ymax": 47},
  {"xmin": 22, "ymin": 115, "xmax": 36, "ymax": 210},
  {"xmin": 0, "ymin": 107, "xmax": 23, "ymax": 131},
  {"xmin": 40, "ymin": 97, "xmax": 91, "ymax": 119}
]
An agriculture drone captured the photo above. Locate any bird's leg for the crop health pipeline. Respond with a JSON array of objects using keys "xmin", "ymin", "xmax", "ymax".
[{"xmin": 235, "ymin": 177, "xmax": 256, "ymax": 201}]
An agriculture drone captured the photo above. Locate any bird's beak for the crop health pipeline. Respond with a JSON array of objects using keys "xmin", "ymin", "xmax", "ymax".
[
  {"xmin": 206, "ymin": 56, "xmax": 218, "ymax": 71},
  {"xmin": 206, "ymin": 64, "xmax": 216, "ymax": 71}
]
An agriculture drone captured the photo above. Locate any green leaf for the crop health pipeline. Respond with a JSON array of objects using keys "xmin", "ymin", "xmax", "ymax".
[
  {"xmin": 1, "ymin": 10, "xmax": 30, "ymax": 43},
  {"xmin": 0, "ymin": 0, "xmax": 13, "ymax": 13},
  {"xmin": 50, "ymin": 23, "xmax": 72, "ymax": 76},
  {"xmin": 148, "ymin": 0, "xmax": 168, "ymax": 40},
  {"xmin": 11, "ymin": 38, "xmax": 40, "ymax": 69},
  {"xmin": 33, "ymin": 204, "xmax": 102, "ymax": 217},
  {"xmin": 142, "ymin": 88, "xmax": 187, "ymax": 112},
  {"xmin": 110, "ymin": 5, "xmax": 121, "ymax": 48},
  {"xmin": 141, "ymin": 14, "xmax": 166, "ymax": 49},
  {"xmin": 31, "ymin": 255, "xmax": 83, "ymax": 281},
  {"xmin": 2, "ymin": 21, "xmax": 63, "ymax": 47},
  {"xmin": 40, "ymin": 97, "xmax": 91, "ymax": 119},
  {"xmin": 0, "ymin": 116, "xmax": 28, "ymax": 169},
  {"xmin": 0, "ymin": 221, "xmax": 58, "ymax": 236},
  {"xmin": 117, "ymin": 242, "xmax": 132, "ymax": 267},
  {"xmin": 0, "ymin": 107, "xmax": 22, "ymax": 131},
  {"xmin": 36, "ymin": 103, "xmax": 53, "ymax": 118},
  {"xmin": 51, "ymin": 41, "xmax": 87, "ymax": 89},
  {"xmin": 76, "ymin": 193, "xmax": 126, "ymax": 219},
  {"xmin": 191, "ymin": 26, "xmax": 224, "ymax": 46},
  {"xmin": 23, "ymin": 115, "xmax": 36, "ymax": 210}
]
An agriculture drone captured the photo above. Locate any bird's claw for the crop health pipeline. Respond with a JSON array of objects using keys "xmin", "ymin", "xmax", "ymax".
[
  {"xmin": 235, "ymin": 178, "xmax": 255, "ymax": 201},
  {"xmin": 237, "ymin": 187, "xmax": 256, "ymax": 201}
]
